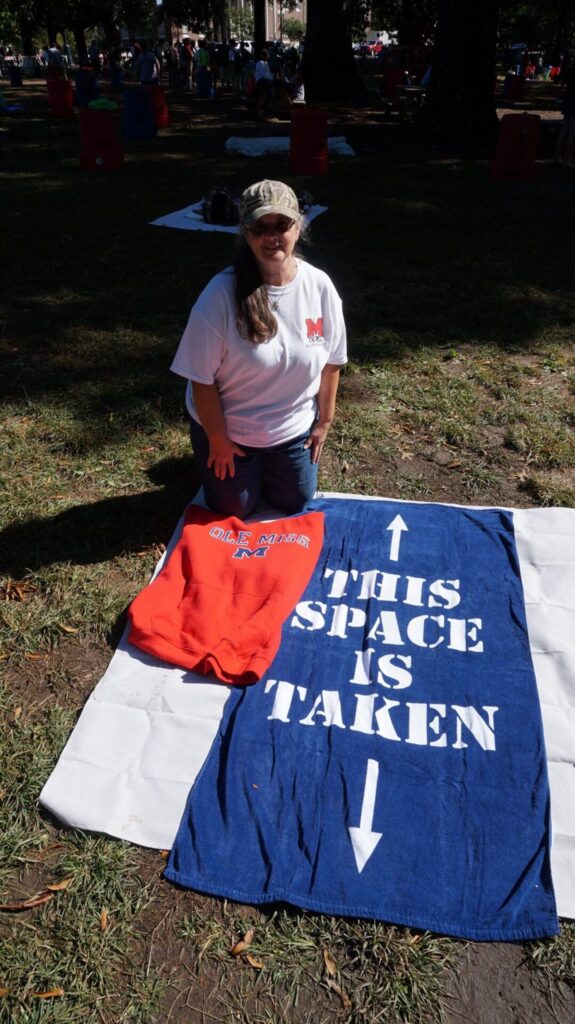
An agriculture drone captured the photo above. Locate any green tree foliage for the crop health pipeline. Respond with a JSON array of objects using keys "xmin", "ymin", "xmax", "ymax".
[
  {"xmin": 282, "ymin": 15, "xmax": 304, "ymax": 40},
  {"xmin": 0, "ymin": 0, "xmax": 21, "ymax": 46},
  {"xmin": 164, "ymin": 0, "xmax": 231, "ymax": 40},
  {"xmin": 370, "ymin": 0, "xmax": 437, "ymax": 46},
  {"xmin": 499, "ymin": 0, "xmax": 575, "ymax": 57},
  {"xmin": 2, "ymin": 0, "xmax": 157, "ymax": 53},
  {"xmin": 227, "ymin": 1, "xmax": 253, "ymax": 40}
]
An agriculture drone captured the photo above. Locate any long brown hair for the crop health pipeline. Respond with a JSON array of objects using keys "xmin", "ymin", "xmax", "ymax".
[
  {"xmin": 234, "ymin": 226, "xmax": 307, "ymax": 344},
  {"xmin": 234, "ymin": 235, "xmax": 278, "ymax": 344}
]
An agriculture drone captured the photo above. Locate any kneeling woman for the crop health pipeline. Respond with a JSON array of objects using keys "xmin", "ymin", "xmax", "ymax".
[{"xmin": 171, "ymin": 179, "xmax": 347, "ymax": 517}]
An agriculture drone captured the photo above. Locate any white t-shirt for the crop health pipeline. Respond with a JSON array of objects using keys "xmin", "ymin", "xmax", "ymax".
[{"xmin": 170, "ymin": 260, "xmax": 347, "ymax": 448}]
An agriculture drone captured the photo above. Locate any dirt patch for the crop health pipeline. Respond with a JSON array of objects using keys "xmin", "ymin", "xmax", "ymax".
[
  {"xmin": 2, "ymin": 637, "xmax": 111, "ymax": 712},
  {"xmin": 445, "ymin": 941, "xmax": 574, "ymax": 1024}
]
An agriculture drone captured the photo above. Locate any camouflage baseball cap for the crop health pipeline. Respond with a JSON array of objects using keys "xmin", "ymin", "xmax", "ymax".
[{"xmin": 240, "ymin": 180, "xmax": 300, "ymax": 226}]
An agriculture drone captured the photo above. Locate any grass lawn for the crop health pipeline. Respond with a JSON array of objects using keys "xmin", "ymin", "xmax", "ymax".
[{"xmin": 0, "ymin": 76, "xmax": 574, "ymax": 1023}]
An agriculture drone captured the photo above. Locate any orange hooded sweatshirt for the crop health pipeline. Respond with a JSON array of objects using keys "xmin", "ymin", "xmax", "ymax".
[{"xmin": 128, "ymin": 506, "xmax": 324, "ymax": 685}]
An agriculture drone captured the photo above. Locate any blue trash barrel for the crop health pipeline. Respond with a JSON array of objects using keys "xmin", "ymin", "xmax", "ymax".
[
  {"xmin": 196, "ymin": 68, "xmax": 212, "ymax": 98},
  {"xmin": 75, "ymin": 67, "xmax": 99, "ymax": 106},
  {"xmin": 9, "ymin": 65, "xmax": 23, "ymax": 87},
  {"xmin": 109, "ymin": 64, "xmax": 123, "ymax": 89},
  {"xmin": 122, "ymin": 88, "xmax": 157, "ymax": 140}
]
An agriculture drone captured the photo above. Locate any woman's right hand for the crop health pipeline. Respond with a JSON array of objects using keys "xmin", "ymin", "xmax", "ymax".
[{"xmin": 207, "ymin": 436, "xmax": 246, "ymax": 479}]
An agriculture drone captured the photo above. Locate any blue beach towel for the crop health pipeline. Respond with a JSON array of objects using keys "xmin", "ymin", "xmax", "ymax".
[{"xmin": 165, "ymin": 497, "xmax": 558, "ymax": 940}]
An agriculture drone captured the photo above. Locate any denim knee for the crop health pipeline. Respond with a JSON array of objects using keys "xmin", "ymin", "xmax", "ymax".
[
  {"xmin": 261, "ymin": 433, "xmax": 318, "ymax": 514},
  {"xmin": 189, "ymin": 418, "xmax": 262, "ymax": 519}
]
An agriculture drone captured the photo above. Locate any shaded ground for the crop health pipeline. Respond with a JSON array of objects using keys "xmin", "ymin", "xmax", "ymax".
[{"xmin": 1, "ymin": 71, "xmax": 574, "ymax": 1023}]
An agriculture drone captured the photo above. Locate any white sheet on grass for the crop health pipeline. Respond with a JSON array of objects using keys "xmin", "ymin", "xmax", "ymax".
[
  {"xmin": 150, "ymin": 201, "xmax": 328, "ymax": 233},
  {"xmin": 39, "ymin": 494, "xmax": 575, "ymax": 919},
  {"xmin": 224, "ymin": 135, "xmax": 356, "ymax": 157}
]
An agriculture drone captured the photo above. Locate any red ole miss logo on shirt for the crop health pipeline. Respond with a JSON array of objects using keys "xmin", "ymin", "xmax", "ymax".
[{"xmin": 305, "ymin": 317, "xmax": 324, "ymax": 345}]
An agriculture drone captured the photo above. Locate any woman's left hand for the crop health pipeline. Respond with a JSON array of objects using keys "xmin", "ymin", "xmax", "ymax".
[{"xmin": 304, "ymin": 422, "xmax": 330, "ymax": 464}]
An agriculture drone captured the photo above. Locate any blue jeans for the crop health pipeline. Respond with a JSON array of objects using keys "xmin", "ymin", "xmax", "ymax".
[{"xmin": 189, "ymin": 418, "xmax": 318, "ymax": 518}]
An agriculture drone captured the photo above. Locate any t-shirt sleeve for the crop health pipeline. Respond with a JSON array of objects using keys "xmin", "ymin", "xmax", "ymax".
[
  {"xmin": 170, "ymin": 278, "xmax": 229, "ymax": 384},
  {"xmin": 325, "ymin": 281, "xmax": 348, "ymax": 367}
]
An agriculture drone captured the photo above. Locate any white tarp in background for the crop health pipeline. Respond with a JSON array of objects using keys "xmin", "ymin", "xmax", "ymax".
[
  {"xmin": 40, "ymin": 494, "xmax": 575, "ymax": 919},
  {"xmin": 150, "ymin": 200, "xmax": 328, "ymax": 234}
]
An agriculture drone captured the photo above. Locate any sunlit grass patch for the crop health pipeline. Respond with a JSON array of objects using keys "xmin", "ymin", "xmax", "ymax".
[
  {"xmin": 0, "ymin": 559, "xmax": 145, "ymax": 659},
  {"xmin": 0, "ymin": 686, "xmax": 162, "ymax": 1023},
  {"xmin": 0, "ymin": 687, "xmax": 72, "ymax": 872},
  {"xmin": 527, "ymin": 923, "xmax": 575, "ymax": 990},
  {"xmin": 505, "ymin": 422, "xmax": 575, "ymax": 470},
  {"xmin": 519, "ymin": 471, "xmax": 575, "ymax": 508},
  {"xmin": 177, "ymin": 902, "xmax": 454, "ymax": 1024}
]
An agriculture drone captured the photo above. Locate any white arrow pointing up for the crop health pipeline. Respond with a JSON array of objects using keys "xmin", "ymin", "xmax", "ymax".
[
  {"xmin": 348, "ymin": 759, "xmax": 383, "ymax": 873},
  {"xmin": 386, "ymin": 514, "xmax": 408, "ymax": 562}
]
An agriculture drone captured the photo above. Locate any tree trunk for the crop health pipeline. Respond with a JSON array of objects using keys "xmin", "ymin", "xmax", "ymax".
[
  {"xmin": 302, "ymin": 0, "xmax": 368, "ymax": 103},
  {"xmin": 421, "ymin": 0, "xmax": 499, "ymax": 147},
  {"xmin": 101, "ymin": 18, "xmax": 120, "ymax": 49},
  {"xmin": 72, "ymin": 23, "xmax": 88, "ymax": 66},
  {"xmin": 18, "ymin": 14, "xmax": 35, "ymax": 56},
  {"xmin": 253, "ymin": 0, "xmax": 266, "ymax": 55},
  {"xmin": 550, "ymin": 0, "xmax": 571, "ymax": 65}
]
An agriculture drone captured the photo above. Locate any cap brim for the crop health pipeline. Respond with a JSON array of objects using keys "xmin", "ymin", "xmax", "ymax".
[{"xmin": 242, "ymin": 203, "xmax": 299, "ymax": 225}]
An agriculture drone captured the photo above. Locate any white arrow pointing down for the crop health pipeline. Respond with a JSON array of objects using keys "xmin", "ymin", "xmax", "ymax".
[{"xmin": 348, "ymin": 759, "xmax": 383, "ymax": 873}]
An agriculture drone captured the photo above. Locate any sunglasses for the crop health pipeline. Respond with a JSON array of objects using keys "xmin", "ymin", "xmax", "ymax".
[{"xmin": 248, "ymin": 218, "xmax": 295, "ymax": 236}]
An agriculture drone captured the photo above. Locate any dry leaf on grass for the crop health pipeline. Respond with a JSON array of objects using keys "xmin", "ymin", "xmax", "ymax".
[
  {"xmin": 326, "ymin": 977, "xmax": 352, "ymax": 1010},
  {"xmin": 100, "ymin": 908, "xmax": 108, "ymax": 931},
  {"xmin": 46, "ymin": 879, "xmax": 73, "ymax": 892},
  {"xmin": 323, "ymin": 948, "xmax": 337, "ymax": 977},
  {"xmin": 0, "ymin": 892, "xmax": 53, "ymax": 912},
  {"xmin": 32, "ymin": 988, "xmax": 65, "ymax": 999},
  {"xmin": 0, "ymin": 578, "xmax": 37, "ymax": 602},
  {"xmin": 27, "ymin": 843, "xmax": 65, "ymax": 862},
  {"xmin": 230, "ymin": 928, "xmax": 254, "ymax": 956},
  {"xmin": 58, "ymin": 624, "xmax": 79, "ymax": 634},
  {"xmin": 245, "ymin": 954, "xmax": 264, "ymax": 970},
  {"xmin": 0, "ymin": 989, "xmax": 10, "ymax": 997}
]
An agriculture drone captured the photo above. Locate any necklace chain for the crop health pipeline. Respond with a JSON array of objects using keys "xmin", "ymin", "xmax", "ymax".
[{"xmin": 268, "ymin": 262, "xmax": 297, "ymax": 312}]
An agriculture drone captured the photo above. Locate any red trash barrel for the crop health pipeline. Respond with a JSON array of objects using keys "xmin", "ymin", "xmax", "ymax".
[
  {"xmin": 142, "ymin": 84, "xmax": 169, "ymax": 129},
  {"xmin": 79, "ymin": 108, "xmax": 123, "ymax": 170},
  {"xmin": 289, "ymin": 106, "xmax": 329, "ymax": 176},
  {"xmin": 490, "ymin": 113, "xmax": 540, "ymax": 181},
  {"xmin": 47, "ymin": 78, "xmax": 74, "ymax": 118},
  {"xmin": 502, "ymin": 72, "xmax": 525, "ymax": 101},
  {"xmin": 382, "ymin": 67, "xmax": 405, "ymax": 100}
]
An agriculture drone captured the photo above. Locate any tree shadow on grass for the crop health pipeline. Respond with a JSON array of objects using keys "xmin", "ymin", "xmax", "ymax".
[{"xmin": 0, "ymin": 456, "xmax": 200, "ymax": 578}]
